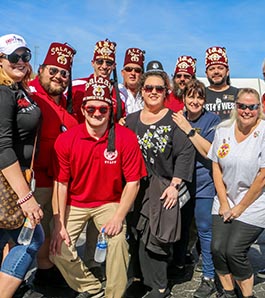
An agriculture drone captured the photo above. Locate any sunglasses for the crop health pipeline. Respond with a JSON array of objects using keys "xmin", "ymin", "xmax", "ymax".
[
  {"xmin": 47, "ymin": 67, "xmax": 69, "ymax": 79},
  {"xmin": 2, "ymin": 51, "xmax": 32, "ymax": 64},
  {"xmin": 236, "ymin": 103, "xmax": 260, "ymax": 111},
  {"xmin": 95, "ymin": 59, "xmax": 114, "ymax": 67},
  {"xmin": 83, "ymin": 105, "xmax": 110, "ymax": 114},
  {"xmin": 123, "ymin": 66, "xmax": 142, "ymax": 74},
  {"xmin": 175, "ymin": 74, "xmax": 192, "ymax": 80},
  {"xmin": 143, "ymin": 85, "xmax": 165, "ymax": 94}
]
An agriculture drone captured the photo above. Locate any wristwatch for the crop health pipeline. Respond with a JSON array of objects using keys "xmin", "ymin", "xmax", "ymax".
[
  {"xmin": 169, "ymin": 182, "xmax": 180, "ymax": 190},
  {"xmin": 187, "ymin": 128, "xmax": 196, "ymax": 138}
]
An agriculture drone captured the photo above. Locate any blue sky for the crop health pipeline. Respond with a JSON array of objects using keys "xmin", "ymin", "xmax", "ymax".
[{"xmin": 1, "ymin": 0, "xmax": 264, "ymax": 81}]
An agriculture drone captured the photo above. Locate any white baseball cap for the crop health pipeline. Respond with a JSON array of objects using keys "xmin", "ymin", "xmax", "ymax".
[{"xmin": 0, "ymin": 34, "xmax": 30, "ymax": 55}]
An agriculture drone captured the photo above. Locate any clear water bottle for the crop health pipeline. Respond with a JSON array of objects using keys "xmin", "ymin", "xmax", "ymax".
[
  {"xmin": 94, "ymin": 228, "xmax": 107, "ymax": 263},
  {"xmin": 17, "ymin": 217, "xmax": 35, "ymax": 245}
]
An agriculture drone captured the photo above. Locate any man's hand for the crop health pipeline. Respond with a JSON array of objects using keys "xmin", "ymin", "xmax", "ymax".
[
  {"xmin": 50, "ymin": 225, "xmax": 71, "ymax": 256},
  {"xmin": 102, "ymin": 216, "xmax": 123, "ymax": 236}
]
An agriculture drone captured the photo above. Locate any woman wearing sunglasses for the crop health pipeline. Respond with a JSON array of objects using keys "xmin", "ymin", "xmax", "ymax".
[
  {"xmin": 208, "ymin": 88, "xmax": 265, "ymax": 298},
  {"xmin": 125, "ymin": 70, "xmax": 195, "ymax": 297},
  {"xmin": 0, "ymin": 34, "xmax": 44, "ymax": 298}
]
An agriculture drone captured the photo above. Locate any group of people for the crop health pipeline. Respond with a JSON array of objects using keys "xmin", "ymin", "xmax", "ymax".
[{"xmin": 0, "ymin": 32, "xmax": 265, "ymax": 298}]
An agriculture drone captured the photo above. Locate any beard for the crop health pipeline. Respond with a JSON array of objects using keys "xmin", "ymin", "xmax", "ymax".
[
  {"xmin": 208, "ymin": 75, "xmax": 227, "ymax": 86},
  {"xmin": 39, "ymin": 73, "xmax": 67, "ymax": 96},
  {"xmin": 172, "ymin": 81, "xmax": 185, "ymax": 97},
  {"xmin": 42, "ymin": 81, "xmax": 65, "ymax": 96}
]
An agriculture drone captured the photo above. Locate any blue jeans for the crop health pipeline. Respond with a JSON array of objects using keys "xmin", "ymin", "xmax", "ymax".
[
  {"xmin": 194, "ymin": 198, "xmax": 215, "ymax": 279},
  {"xmin": 0, "ymin": 224, "xmax": 44, "ymax": 279}
]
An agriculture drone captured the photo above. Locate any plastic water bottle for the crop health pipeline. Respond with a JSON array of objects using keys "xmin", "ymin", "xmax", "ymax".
[
  {"xmin": 94, "ymin": 228, "xmax": 107, "ymax": 263},
  {"xmin": 17, "ymin": 217, "xmax": 35, "ymax": 245}
]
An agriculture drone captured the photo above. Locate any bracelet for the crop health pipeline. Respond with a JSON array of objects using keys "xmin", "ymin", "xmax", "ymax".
[{"xmin": 17, "ymin": 191, "xmax": 33, "ymax": 205}]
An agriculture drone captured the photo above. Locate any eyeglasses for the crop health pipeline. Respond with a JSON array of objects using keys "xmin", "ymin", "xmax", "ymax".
[
  {"xmin": 2, "ymin": 51, "xmax": 32, "ymax": 63},
  {"xmin": 95, "ymin": 59, "xmax": 114, "ymax": 67},
  {"xmin": 123, "ymin": 66, "xmax": 142, "ymax": 74},
  {"xmin": 236, "ymin": 103, "xmax": 260, "ymax": 111},
  {"xmin": 143, "ymin": 85, "xmax": 165, "ymax": 94},
  {"xmin": 175, "ymin": 74, "xmax": 192, "ymax": 80},
  {"xmin": 46, "ymin": 67, "xmax": 69, "ymax": 79},
  {"xmin": 83, "ymin": 105, "xmax": 110, "ymax": 114}
]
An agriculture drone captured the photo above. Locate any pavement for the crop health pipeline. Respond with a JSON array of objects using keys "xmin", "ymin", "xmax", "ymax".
[{"xmin": 20, "ymin": 230, "xmax": 265, "ymax": 298}]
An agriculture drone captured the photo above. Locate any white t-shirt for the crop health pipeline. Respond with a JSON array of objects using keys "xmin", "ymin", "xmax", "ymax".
[{"xmin": 208, "ymin": 119, "xmax": 265, "ymax": 228}]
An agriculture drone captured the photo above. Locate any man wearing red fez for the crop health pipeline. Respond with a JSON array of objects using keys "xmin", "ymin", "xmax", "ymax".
[
  {"xmin": 71, "ymin": 39, "xmax": 125, "ymax": 123},
  {"xmin": 50, "ymin": 76, "xmax": 146, "ymax": 298},
  {"xmin": 119, "ymin": 48, "xmax": 145, "ymax": 115},
  {"xmin": 28, "ymin": 42, "xmax": 78, "ymax": 288},
  {"xmin": 165, "ymin": 55, "xmax": 196, "ymax": 112},
  {"xmin": 204, "ymin": 46, "xmax": 239, "ymax": 120}
]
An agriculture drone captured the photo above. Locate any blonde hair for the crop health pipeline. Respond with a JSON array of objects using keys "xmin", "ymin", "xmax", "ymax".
[
  {"xmin": 218, "ymin": 87, "xmax": 265, "ymax": 128},
  {"xmin": 0, "ymin": 56, "xmax": 32, "ymax": 91}
]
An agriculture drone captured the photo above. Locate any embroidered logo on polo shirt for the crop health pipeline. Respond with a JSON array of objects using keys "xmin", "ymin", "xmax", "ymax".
[{"xmin": 104, "ymin": 149, "xmax": 118, "ymax": 164}]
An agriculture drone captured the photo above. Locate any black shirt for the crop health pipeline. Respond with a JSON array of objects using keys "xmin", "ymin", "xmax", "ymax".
[{"xmin": 0, "ymin": 85, "xmax": 41, "ymax": 169}]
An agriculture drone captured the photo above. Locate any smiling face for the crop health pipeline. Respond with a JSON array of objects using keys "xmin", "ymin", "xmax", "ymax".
[
  {"xmin": 39, "ymin": 65, "xmax": 69, "ymax": 96},
  {"xmin": 92, "ymin": 59, "xmax": 115, "ymax": 78},
  {"xmin": 184, "ymin": 92, "xmax": 205, "ymax": 118},
  {"xmin": 121, "ymin": 63, "xmax": 143, "ymax": 91},
  {"xmin": 0, "ymin": 48, "xmax": 30, "ymax": 82},
  {"xmin": 206, "ymin": 64, "xmax": 229, "ymax": 87},
  {"xmin": 81, "ymin": 100, "xmax": 111, "ymax": 129},
  {"xmin": 142, "ymin": 75, "xmax": 166, "ymax": 110},
  {"xmin": 235, "ymin": 89, "xmax": 261, "ymax": 129}
]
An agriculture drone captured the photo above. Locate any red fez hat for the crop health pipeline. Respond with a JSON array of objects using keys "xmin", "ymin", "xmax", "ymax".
[
  {"xmin": 205, "ymin": 46, "xmax": 228, "ymax": 69},
  {"xmin": 123, "ymin": 48, "xmax": 145, "ymax": 68},
  {"xmin": 93, "ymin": 39, "xmax": 116, "ymax": 62},
  {"xmin": 83, "ymin": 76, "xmax": 112, "ymax": 105},
  {"xmin": 42, "ymin": 42, "xmax": 75, "ymax": 71},
  {"xmin": 174, "ymin": 55, "xmax": 196, "ymax": 76}
]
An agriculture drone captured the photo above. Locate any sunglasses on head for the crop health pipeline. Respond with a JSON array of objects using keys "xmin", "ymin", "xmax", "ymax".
[
  {"xmin": 175, "ymin": 74, "xmax": 192, "ymax": 80},
  {"xmin": 2, "ymin": 51, "xmax": 32, "ymax": 64},
  {"xmin": 46, "ymin": 66, "xmax": 69, "ymax": 79},
  {"xmin": 95, "ymin": 59, "xmax": 114, "ymax": 67},
  {"xmin": 123, "ymin": 66, "xmax": 142, "ymax": 74},
  {"xmin": 83, "ymin": 105, "xmax": 110, "ymax": 114},
  {"xmin": 236, "ymin": 103, "xmax": 260, "ymax": 111},
  {"xmin": 143, "ymin": 85, "xmax": 165, "ymax": 94}
]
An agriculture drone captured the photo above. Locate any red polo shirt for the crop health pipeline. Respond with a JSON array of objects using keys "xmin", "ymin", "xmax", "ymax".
[
  {"xmin": 29, "ymin": 77, "xmax": 79, "ymax": 187},
  {"xmin": 53, "ymin": 123, "xmax": 147, "ymax": 208},
  {"xmin": 164, "ymin": 92, "xmax": 184, "ymax": 112}
]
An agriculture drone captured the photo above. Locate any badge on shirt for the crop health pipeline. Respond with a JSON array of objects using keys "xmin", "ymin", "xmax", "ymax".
[{"xmin": 217, "ymin": 140, "xmax": 230, "ymax": 158}]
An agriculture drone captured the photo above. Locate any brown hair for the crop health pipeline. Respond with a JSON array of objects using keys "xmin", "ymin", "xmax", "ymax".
[
  {"xmin": 184, "ymin": 79, "xmax": 206, "ymax": 101},
  {"xmin": 138, "ymin": 70, "xmax": 170, "ymax": 96}
]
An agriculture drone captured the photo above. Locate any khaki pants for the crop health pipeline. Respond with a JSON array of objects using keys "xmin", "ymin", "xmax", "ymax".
[{"xmin": 50, "ymin": 203, "xmax": 129, "ymax": 298}]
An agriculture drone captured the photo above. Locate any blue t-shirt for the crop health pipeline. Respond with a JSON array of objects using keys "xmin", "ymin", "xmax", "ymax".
[{"xmin": 185, "ymin": 109, "xmax": 220, "ymax": 199}]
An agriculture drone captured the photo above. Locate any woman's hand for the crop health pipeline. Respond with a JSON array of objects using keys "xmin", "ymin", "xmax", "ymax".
[
  {"xmin": 172, "ymin": 112, "xmax": 192, "ymax": 135},
  {"xmin": 20, "ymin": 197, "xmax": 43, "ymax": 227},
  {"xmin": 160, "ymin": 186, "xmax": 179, "ymax": 209}
]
